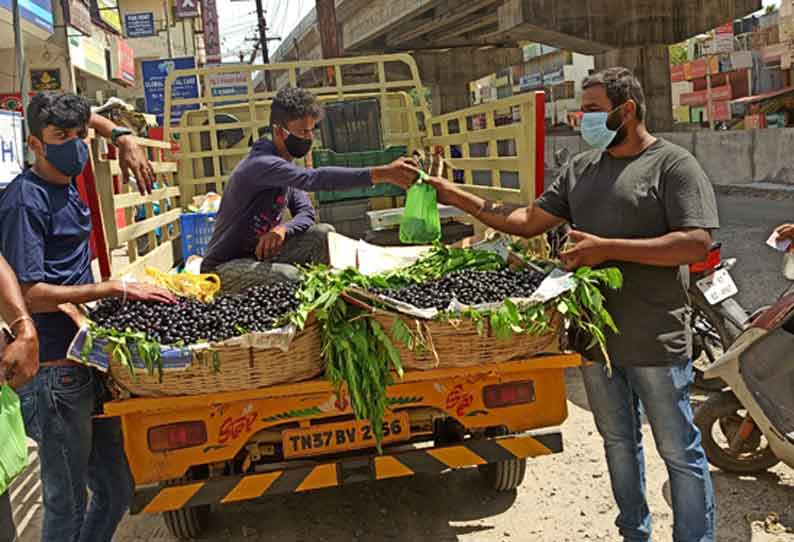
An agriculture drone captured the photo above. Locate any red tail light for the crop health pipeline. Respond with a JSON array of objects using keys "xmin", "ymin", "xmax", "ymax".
[
  {"xmin": 483, "ymin": 381, "xmax": 535, "ymax": 408},
  {"xmin": 690, "ymin": 243, "xmax": 721, "ymax": 273},
  {"xmin": 148, "ymin": 422, "xmax": 207, "ymax": 452}
]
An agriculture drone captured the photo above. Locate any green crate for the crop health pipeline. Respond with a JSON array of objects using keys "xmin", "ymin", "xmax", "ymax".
[{"xmin": 313, "ymin": 146, "xmax": 408, "ymax": 203}]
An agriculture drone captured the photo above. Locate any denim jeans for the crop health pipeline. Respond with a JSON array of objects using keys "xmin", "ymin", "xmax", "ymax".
[
  {"xmin": 17, "ymin": 366, "xmax": 133, "ymax": 542},
  {"xmin": 580, "ymin": 361, "xmax": 715, "ymax": 542}
]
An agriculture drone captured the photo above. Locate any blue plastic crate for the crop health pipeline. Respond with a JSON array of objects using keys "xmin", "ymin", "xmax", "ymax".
[{"xmin": 180, "ymin": 212, "xmax": 217, "ymax": 258}]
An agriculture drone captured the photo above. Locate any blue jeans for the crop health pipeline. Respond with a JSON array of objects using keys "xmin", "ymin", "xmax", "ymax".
[
  {"xmin": 580, "ymin": 361, "xmax": 715, "ymax": 542},
  {"xmin": 18, "ymin": 366, "xmax": 133, "ymax": 542}
]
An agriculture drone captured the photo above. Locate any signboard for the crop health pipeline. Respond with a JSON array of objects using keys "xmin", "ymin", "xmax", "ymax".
[
  {"xmin": 31, "ymin": 69, "xmax": 61, "ymax": 91},
  {"xmin": 110, "ymin": 37, "xmax": 135, "ymax": 86},
  {"xmin": 208, "ymin": 70, "xmax": 249, "ymax": 97},
  {"xmin": 202, "ymin": 0, "xmax": 221, "ymax": 64},
  {"xmin": 68, "ymin": 31, "xmax": 108, "ymax": 80},
  {"xmin": 690, "ymin": 58, "xmax": 708, "ymax": 79},
  {"xmin": 0, "ymin": 0, "xmax": 53, "ymax": 33},
  {"xmin": 543, "ymin": 67, "xmax": 565, "ymax": 86},
  {"xmin": 714, "ymin": 22, "xmax": 735, "ymax": 53},
  {"xmin": 0, "ymin": 111, "xmax": 24, "ymax": 188},
  {"xmin": 142, "ymin": 57, "xmax": 200, "ymax": 125},
  {"xmin": 175, "ymin": 0, "xmax": 200, "ymax": 18},
  {"xmin": 711, "ymin": 100, "xmax": 731, "ymax": 121},
  {"xmin": 63, "ymin": 0, "xmax": 92, "ymax": 35},
  {"xmin": 711, "ymin": 85, "xmax": 732, "ymax": 102},
  {"xmin": 519, "ymin": 72, "xmax": 543, "ymax": 91},
  {"xmin": 671, "ymin": 65, "xmax": 685, "ymax": 82},
  {"xmin": 97, "ymin": 0, "xmax": 122, "ymax": 34},
  {"xmin": 731, "ymin": 50, "xmax": 753, "ymax": 70},
  {"xmin": 124, "ymin": 12, "xmax": 156, "ymax": 38},
  {"xmin": 0, "ymin": 93, "xmax": 36, "ymax": 113}
]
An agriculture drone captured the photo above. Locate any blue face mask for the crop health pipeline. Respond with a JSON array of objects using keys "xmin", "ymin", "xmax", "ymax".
[
  {"xmin": 45, "ymin": 138, "xmax": 89, "ymax": 177},
  {"xmin": 580, "ymin": 105, "xmax": 626, "ymax": 150}
]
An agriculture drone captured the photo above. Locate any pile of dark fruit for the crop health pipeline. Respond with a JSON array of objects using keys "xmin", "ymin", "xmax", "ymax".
[
  {"xmin": 89, "ymin": 282, "xmax": 300, "ymax": 346},
  {"xmin": 372, "ymin": 267, "xmax": 546, "ymax": 310}
]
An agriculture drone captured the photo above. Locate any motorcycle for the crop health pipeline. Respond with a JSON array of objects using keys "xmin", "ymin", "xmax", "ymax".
[
  {"xmin": 695, "ymin": 287, "xmax": 794, "ymax": 473},
  {"xmin": 548, "ymin": 149, "xmax": 749, "ymax": 390}
]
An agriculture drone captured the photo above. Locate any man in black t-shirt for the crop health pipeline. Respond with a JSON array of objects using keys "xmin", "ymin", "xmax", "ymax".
[{"xmin": 425, "ymin": 68, "xmax": 717, "ymax": 542}]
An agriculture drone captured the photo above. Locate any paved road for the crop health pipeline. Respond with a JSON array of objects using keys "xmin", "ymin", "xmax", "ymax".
[{"xmin": 13, "ymin": 193, "xmax": 794, "ymax": 542}]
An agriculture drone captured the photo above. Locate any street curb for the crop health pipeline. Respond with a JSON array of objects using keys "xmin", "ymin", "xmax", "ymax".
[{"xmin": 714, "ymin": 184, "xmax": 794, "ymax": 200}]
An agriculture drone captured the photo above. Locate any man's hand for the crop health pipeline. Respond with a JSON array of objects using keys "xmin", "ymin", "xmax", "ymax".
[
  {"xmin": 122, "ymin": 282, "xmax": 177, "ymax": 304},
  {"xmin": 117, "ymin": 135, "xmax": 156, "ymax": 196},
  {"xmin": 560, "ymin": 230, "xmax": 609, "ymax": 270},
  {"xmin": 424, "ymin": 176, "xmax": 456, "ymax": 205},
  {"xmin": 371, "ymin": 157, "xmax": 421, "ymax": 189},
  {"xmin": 1, "ymin": 320, "xmax": 39, "ymax": 389},
  {"xmin": 256, "ymin": 226, "xmax": 287, "ymax": 260},
  {"xmin": 776, "ymin": 223, "xmax": 794, "ymax": 241}
]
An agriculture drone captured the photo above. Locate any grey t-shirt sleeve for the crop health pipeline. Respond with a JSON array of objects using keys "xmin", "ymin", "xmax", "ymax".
[
  {"xmin": 535, "ymin": 164, "xmax": 572, "ymax": 221},
  {"xmin": 662, "ymin": 153, "xmax": 720, "ymax": 231}
]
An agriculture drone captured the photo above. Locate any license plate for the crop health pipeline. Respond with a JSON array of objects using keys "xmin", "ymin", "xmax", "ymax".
[
  {"xmin": 282, "ymin": 413, "xmax": 410, "ymax": 459},
  {"xmin": 696, "ymin": 268, "xmax": 738, "ymax": 305}
]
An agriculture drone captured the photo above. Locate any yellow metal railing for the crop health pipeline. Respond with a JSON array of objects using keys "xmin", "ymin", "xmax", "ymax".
[
  {"xmin": 91, "ymin": 136, "xmax": 183, "ymax": 280},
  {"xmin": 427, "ymin": 92, "xmax": 544, "ymax": 206}
]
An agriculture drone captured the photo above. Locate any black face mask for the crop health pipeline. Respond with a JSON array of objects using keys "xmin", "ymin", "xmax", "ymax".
[{"xmin": 280, "ymin": 126, "xmax": 313, "ymax": 159}]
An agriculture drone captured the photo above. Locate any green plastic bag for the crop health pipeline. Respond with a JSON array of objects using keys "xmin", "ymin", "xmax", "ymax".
[
  {"xmin": 399, "ymin": 172, "xmax": 441, "ymax": 244},
  {"xmin": 0, "ymin": 385, "xmax": 27, "ymax": 495}
]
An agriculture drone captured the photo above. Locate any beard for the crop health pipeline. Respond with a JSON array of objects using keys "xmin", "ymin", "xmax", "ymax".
[{"xmin": 607, "ymin": 124, "xmax": 628, "ymax": 149}]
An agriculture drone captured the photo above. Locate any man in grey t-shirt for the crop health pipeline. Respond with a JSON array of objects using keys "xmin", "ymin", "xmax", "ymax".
[{"xmin": 426, "ymin": 68, "xmax": 717, "ymax": 541}]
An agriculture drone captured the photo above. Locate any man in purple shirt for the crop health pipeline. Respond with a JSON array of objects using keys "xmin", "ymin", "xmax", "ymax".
[{"xmin": 201, "ymin": 87, "xmax": 418, "ymax": 293}]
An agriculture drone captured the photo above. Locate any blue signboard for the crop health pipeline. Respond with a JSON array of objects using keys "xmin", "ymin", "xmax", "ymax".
[
  {"xmin": 124, "ymin": 12, "xmax": 156, "ymax": 38},
  {"xmin": 142, "ymin": 57, "xmax": 200, "ymax": 125},
  {"xmin": 0, "ymin": 0, "xmax": 54, "ymax": 33}
]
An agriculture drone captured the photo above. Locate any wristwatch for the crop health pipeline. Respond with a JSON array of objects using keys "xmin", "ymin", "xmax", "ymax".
[{"xmin": 111, "ymin": 126, "xmax": 133, "ymax": 146}]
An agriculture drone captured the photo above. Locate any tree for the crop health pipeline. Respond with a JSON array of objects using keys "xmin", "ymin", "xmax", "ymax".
[{"xmin": 669, "ymin": 43, "xmax": 688, "ymax": 65}]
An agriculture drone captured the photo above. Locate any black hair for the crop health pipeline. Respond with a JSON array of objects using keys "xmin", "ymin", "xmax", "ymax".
[
  {"xmin": 27, "ymin": 92, "xmax": 92, "ymax": 139},
  {"xmin": 582, "ymin": 67, "xmax": 646, "ymax": 121},
  {"xmin": 270, "ymin": 87, "xmax": 322, "ymax": 128}
]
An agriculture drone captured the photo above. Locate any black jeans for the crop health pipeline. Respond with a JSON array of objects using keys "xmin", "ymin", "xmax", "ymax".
[{"xmin": 0, "ymin": 491, "xmax": 16, "ymax": 542}]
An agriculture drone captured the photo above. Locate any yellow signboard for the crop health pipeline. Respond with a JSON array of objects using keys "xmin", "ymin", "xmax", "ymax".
[
  {"xmin": 97, "ymin": 0, "xmax": 122, "ymax": 34},
  {"xmin": 68, "ymin": 30, "xmax": 108, "ymax": 80}
]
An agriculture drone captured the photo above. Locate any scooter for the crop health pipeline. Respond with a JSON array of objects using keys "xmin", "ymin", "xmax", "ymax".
[
  {"xmin": 548, "ymin": 149, "xmax": 749, "ymax": 390},
  {"xmin": 695, "ymin": 288, "xmax": 794, "ymax": 473}
]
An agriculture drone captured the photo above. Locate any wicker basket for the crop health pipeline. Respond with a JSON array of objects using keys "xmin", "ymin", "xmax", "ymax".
[
  {"xmin": 371, "ymin": 307, "xmax": 563, "ymax": 370},
  {"xmin": 109, "ymin": 320, "xmax": 324, "ymax": 397}
]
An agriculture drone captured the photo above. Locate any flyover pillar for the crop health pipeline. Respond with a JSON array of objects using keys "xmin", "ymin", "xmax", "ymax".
[
  {"xmin": 413, "ymin": 47, "xmax": 524, "ymax": 115},
  {"xmin": 595, "ymin": 45, "xmax": 674, "ymax": 132}
]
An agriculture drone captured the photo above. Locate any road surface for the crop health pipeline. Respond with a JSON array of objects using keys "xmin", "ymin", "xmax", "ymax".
[{"xmin": 13, "ymin": 193, "xmax": 794, "ymax": 542}]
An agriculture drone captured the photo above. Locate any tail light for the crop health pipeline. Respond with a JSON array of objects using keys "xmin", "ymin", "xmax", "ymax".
[
  {"xmin": 148, "ymin": 421, "xmax": 207, "ymax": 452},
  {"xmin": 483, "ymin": 381, "xmax": 535, "ymax": 408},
  {"xmin": 690, "ymin": 242, "xmax": 722, "ymax": 273}
]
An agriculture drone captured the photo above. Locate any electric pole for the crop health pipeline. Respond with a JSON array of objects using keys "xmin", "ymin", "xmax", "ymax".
[
  {"xmin": 254, "ymin": 0, "xmax": 272, "ymax": 90},
  {"xmin": 12, "ymin": 0, "xmax": 29, "ymax": 163}
]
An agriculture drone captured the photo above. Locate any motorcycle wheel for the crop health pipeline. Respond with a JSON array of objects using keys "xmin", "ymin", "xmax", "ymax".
[
  {"xmin": 690, "ymin": 295, "xmax": 741, "ymax": 391},
  {"xmin": 695, "ymin": 392, "xmax": 781, "ymax": 474}
]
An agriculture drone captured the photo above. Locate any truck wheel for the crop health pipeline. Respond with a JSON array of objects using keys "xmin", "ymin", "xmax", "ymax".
[
  {"xmin": 163, "ymin": 505, "xmax": 210, "ymax": 540},
  {"xmin": 478, "ymin": 458, "xmax": 527, "ymax": 491},
  {"xmin": 695, "ymin": 392, "xmax": 780, "ymax": 474}
]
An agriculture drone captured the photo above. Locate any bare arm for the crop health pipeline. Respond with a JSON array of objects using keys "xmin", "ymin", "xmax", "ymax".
[
  {"xmin": 89, "ymin": 113, "xmax": 155, "ymax": 195},
  {"xmin": 560, "ymin": 229, "xmax": 712, "ymax": 270},
  {"xmin": 0, "ymin": 255, "xmax": 38, "ymax": 388},
  {"xmin": 425, "ymin": 177, "xmax": 565, "ymax": 238},
  {"xmin": 21, "ymin": 280, "xmax": 176, "ymax": 314}
]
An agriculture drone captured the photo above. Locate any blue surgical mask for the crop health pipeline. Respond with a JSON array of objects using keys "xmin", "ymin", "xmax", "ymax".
[
  {"xmin": 45, "ymin": 138, "xmax": 89, "ymax": 177},
  {"xmin": 580, "ymin": 105, "xmax": 626, "ymax": 150}
]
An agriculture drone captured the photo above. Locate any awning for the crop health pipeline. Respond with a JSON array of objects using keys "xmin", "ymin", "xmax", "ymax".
[{"xmin": 730, "ymin": 86, "xmax": 794, "ymax": 105}]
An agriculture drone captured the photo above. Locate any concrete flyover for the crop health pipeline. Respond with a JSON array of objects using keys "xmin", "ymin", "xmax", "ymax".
[{"xmin": 274, "ymin": 0, "xmax": 762, "ymax": 129}]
